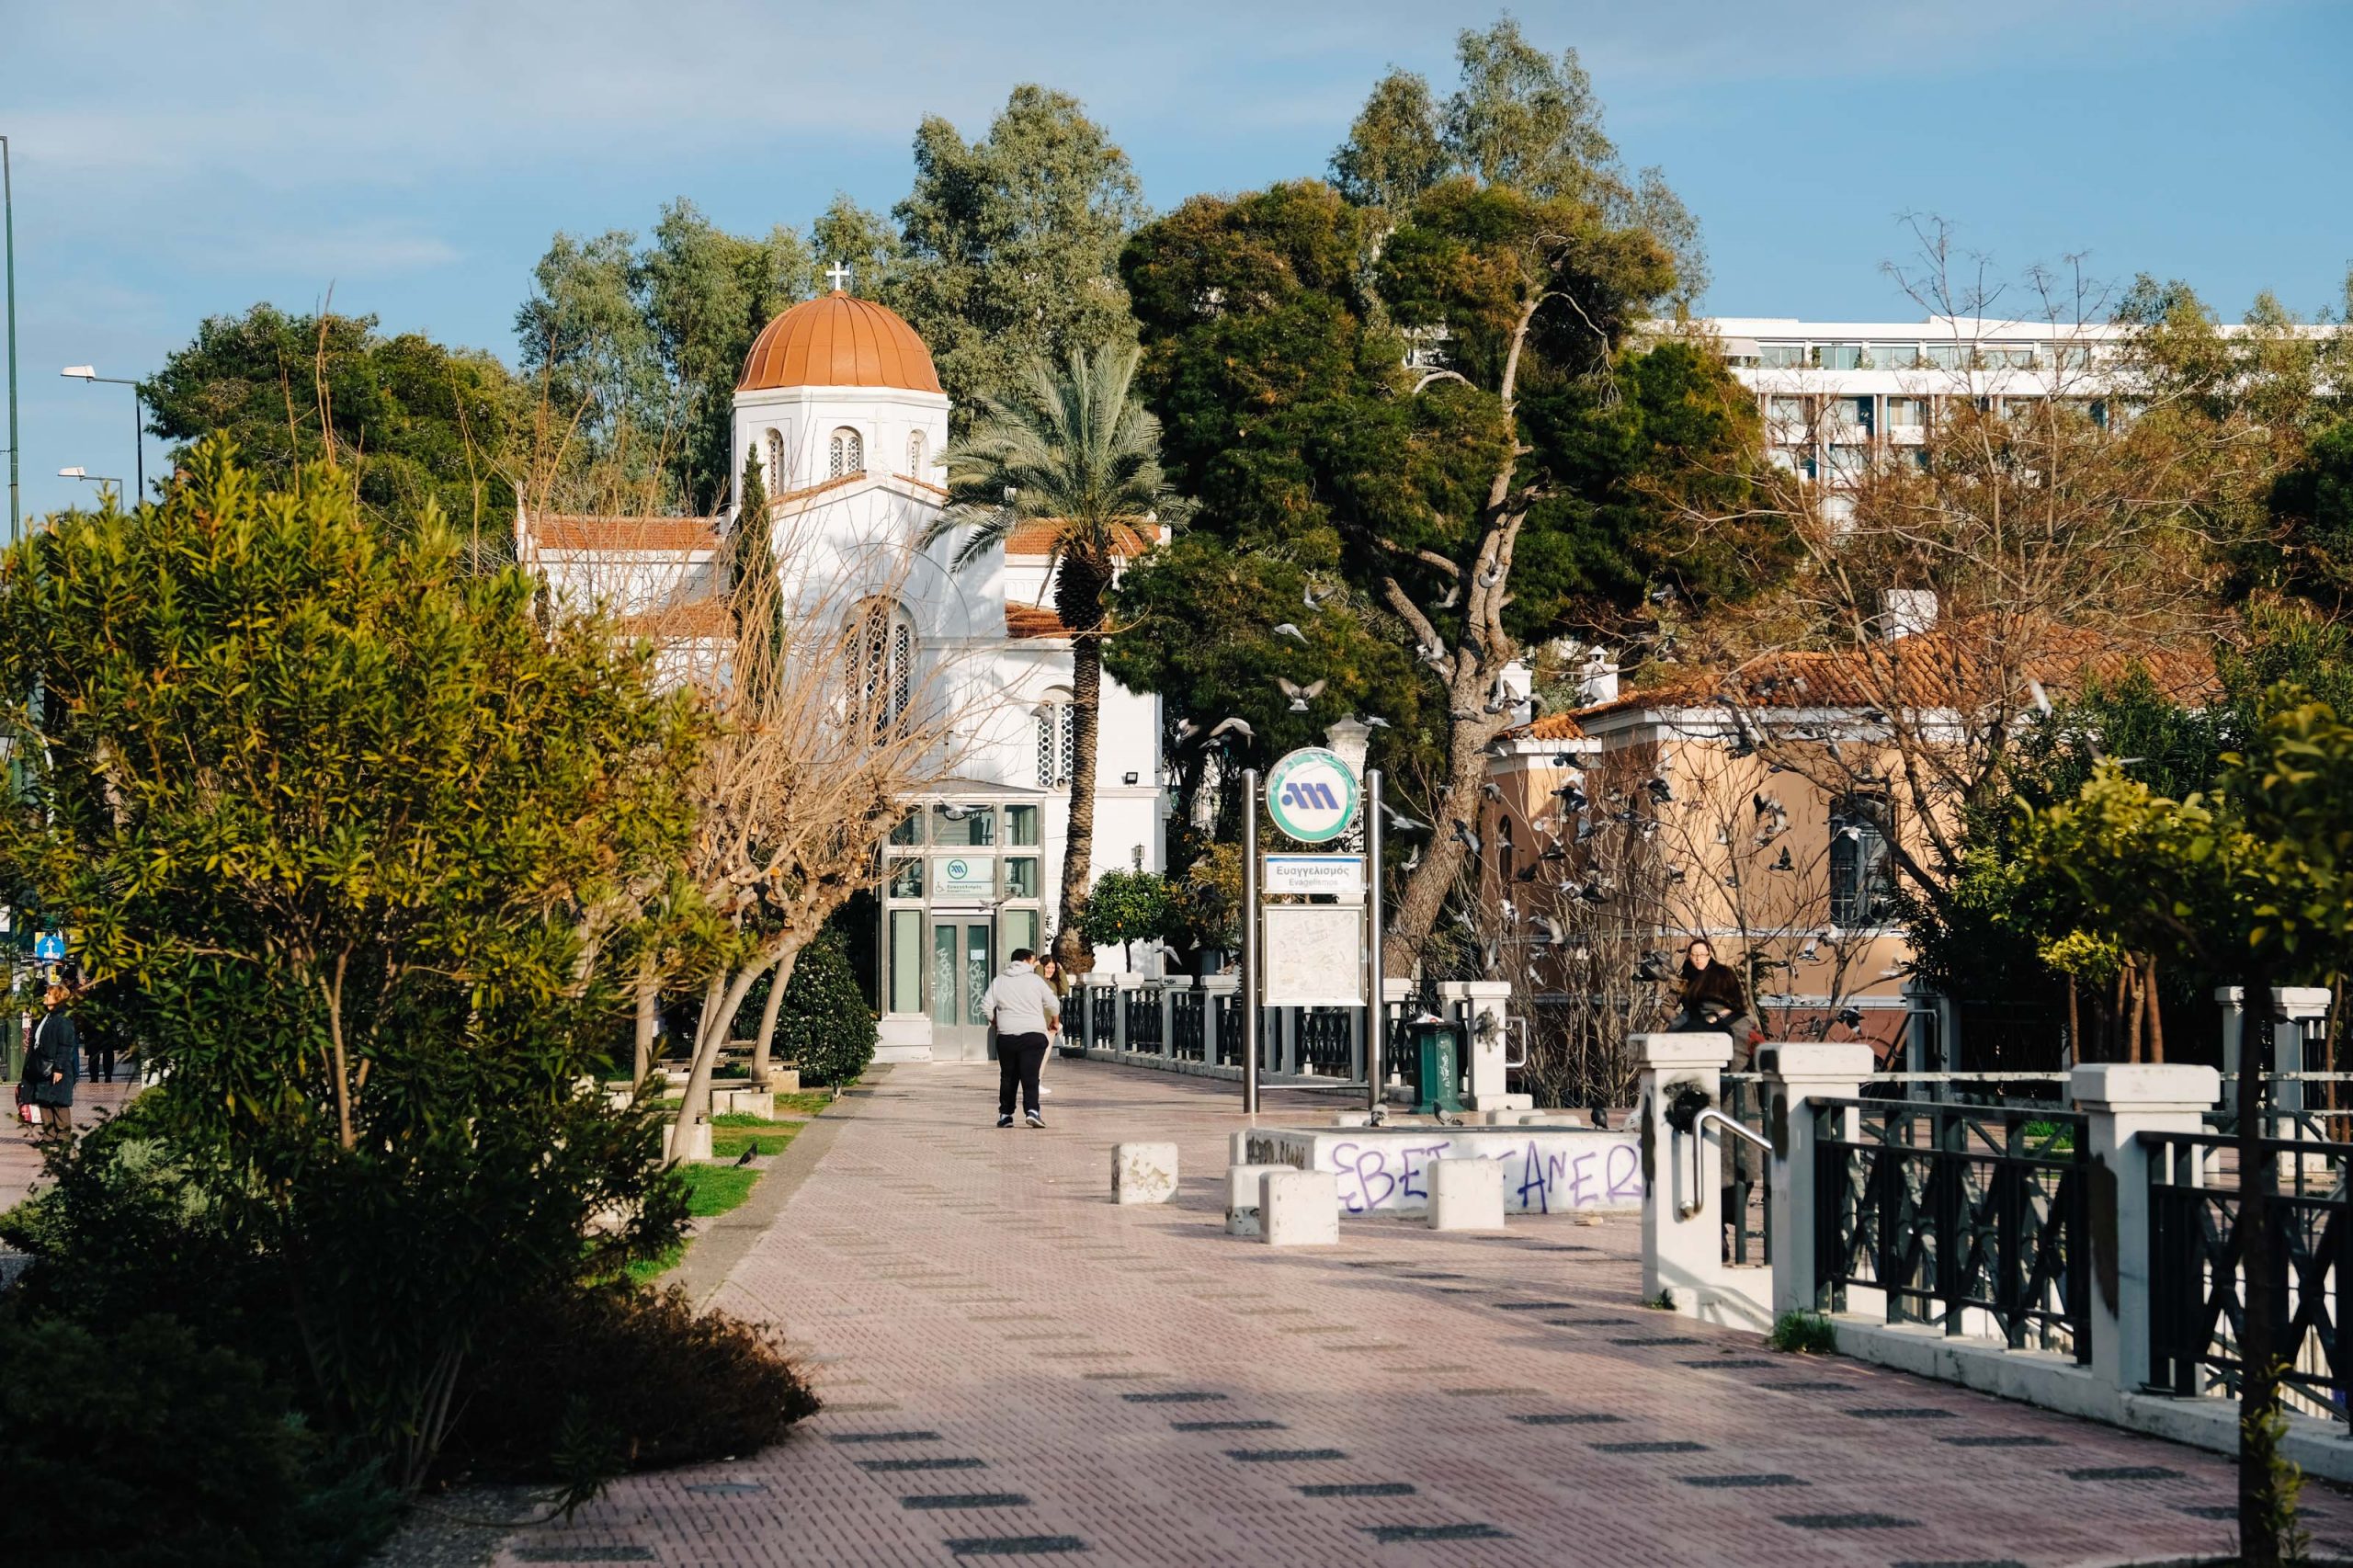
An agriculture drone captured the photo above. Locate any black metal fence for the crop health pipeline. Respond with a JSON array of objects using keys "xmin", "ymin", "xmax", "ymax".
[
  {"xmin": 1170, "ymin": 989, "xmax": 1206, "ymax": 1062},
  {"xmin": 1122, "ymin": 988, "xmax": 1164, "ymax": 1055},
  {"xmin": 1813, "ymin": 1096, "xmax": 2090, "ymax": 1358},
  {"xmin": 2145, "ymin": 1128, "xmax": 2351, "ymax": 1426},
  {"xmin": 1722, "ymin": 1074, "xmax": 1772, "ymax": 1267}
]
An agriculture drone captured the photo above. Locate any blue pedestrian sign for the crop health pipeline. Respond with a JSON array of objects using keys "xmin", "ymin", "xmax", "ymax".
[{"xmin": 33, "ymin": 932, "xmax": 64, "ymax": 962}]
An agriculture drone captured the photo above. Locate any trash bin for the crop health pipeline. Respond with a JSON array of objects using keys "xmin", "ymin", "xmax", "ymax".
[{"xmin": 1409, "ymin": 1011, "xmax": 1463, "ymax": 1117}]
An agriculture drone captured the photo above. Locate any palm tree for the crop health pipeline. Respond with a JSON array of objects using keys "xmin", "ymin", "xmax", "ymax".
[{"xmin": 927, "ymin": 345, "xmax": 1181, "ymax": 969}]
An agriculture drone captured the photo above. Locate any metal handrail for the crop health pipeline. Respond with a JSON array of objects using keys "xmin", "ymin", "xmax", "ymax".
[{"xmin": 1697, "ymin": 1107, "xmax": 1771, "ymax": 1153}]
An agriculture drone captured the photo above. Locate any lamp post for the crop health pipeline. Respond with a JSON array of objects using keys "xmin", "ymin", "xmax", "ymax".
[
  {"xmin": 57, "ymin": 465, "xmax": 122, "ymax": 507},
  {"xmin": 4, "ymin": 135, "xmax": 18, "ymax": 545},
  {"xmin": 62, "ymin": 366, "xmax": 143, "ymax": 503}
]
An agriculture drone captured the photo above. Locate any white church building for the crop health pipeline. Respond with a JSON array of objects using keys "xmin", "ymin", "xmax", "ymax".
[{"xmin": 517, "ymin": 283, "xmax": 1169, "ymax": 1062}]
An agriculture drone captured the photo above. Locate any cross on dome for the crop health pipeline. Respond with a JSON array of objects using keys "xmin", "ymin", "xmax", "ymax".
[{"xmin": 825, "ymin": 261, "xmax": 853, "ymax": 293}]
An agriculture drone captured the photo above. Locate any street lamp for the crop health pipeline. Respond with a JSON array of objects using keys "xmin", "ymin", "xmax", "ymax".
[
  {"xmin": 57, "ymin": 465, "xmax": 122, "ymax": 506},
  {"xmin": 61, "ymin": 365, "xmax": 144, "ymax": 504}
]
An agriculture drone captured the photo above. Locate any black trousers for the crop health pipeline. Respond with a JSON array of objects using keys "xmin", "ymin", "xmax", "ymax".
[
  {"xmin": 90, "ymin": 1043, "xmax": 116, "ymax": 1083},
  {"xmin": 996, "ymin": 1032, "xmax": 1049, "ymax": 1117}
]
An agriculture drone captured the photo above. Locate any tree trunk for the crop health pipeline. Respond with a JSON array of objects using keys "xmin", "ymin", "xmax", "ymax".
[
  {"xmin": 2124, "ymin": 962, "xmax": 2145, "ymax": 1065},
  {"xmin": 2239, "ymin": 969, "xmax": 2286, "ymax": 1568},
  {"xmin": 1055, "ymin": 623, "xmax": 1102, "ymax": 971},
  {"xmin": 751, "ymin": 949, "xmax": 801, "ymax": 1087},
  {"xmin": 633, "ymin": 956, "xmax": 660, "ymax": 1089},
  {"xmin": 671, "ymin": 971, "xmax": 730, "ymax": 1138},
  {"xmin": 1384, "ymin": 708, "xmax": 1499, "ymax": 974},
  {"xmin": 2143, "ymin": 955, "xmax": 2165, "ymax": 1065}
]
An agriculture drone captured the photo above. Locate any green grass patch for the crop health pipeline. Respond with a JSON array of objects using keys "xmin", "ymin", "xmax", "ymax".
[
  {"xmin": 681, "ymin": 1164, "xmax": 760, "ymax": 1217},
  {"xmin": 711, "ymin": 1121, "xmax": 801, "ymax": 1159},
  {"xmin": 625, "ymin": 1244, "xmax": 684, "ymax": 1285},
  {"xmin": 1768, "ymin": 1310, "xmax": 1839, "ymax": 1354}
]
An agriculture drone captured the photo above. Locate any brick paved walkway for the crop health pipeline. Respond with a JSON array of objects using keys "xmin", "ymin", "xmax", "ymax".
[{"xmin": 496, "ymin": 1059, "xmax": 2350, "ymax": 1567}]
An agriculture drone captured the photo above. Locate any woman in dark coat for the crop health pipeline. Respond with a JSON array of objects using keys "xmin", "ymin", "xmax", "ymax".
[
  {"xmin": 27, "ymin": 984, "xmax": 80, "ymax": 1133},
  {"xmin": 1673, "ymin": 939, "xmax": 1756, "ymax": 1062}
]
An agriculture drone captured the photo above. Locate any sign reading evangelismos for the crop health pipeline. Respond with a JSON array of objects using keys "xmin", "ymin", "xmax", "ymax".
[{"xmin": 1264, "ymin": 747, "xmax": 1360, "ymax": 845}]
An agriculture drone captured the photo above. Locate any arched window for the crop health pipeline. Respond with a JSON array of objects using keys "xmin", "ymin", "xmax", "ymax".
[
  {"xmin": 1034, "ymin": 690, "xmax": 1075, "ymax": 788},
  {"xmin": 828, "ymin": 426, "xmax": 864, "ymax": 480},
  {"xmin": 763, "ymin": 428, "xmax": 784, "ymax": 493},
  {"xmin": 847, "ymin": 598, "xmax": 915, "ymax": 732},
  {"xmin": 905, "ymin": 430, "xmax": 926, "ymax": 475}
]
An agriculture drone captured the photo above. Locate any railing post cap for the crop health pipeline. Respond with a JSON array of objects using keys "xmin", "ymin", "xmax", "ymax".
[
  {"xmin": 1757, "ymin": 1041, "xmax": 1876, "ymax": 1081},
  {"xmin": 1200, "ymin": 972, "xmax": 1240, "ymax": 994},
  {"xmin": 1632, "ymin": 1031, "xmax": 1733, "ymax": 1072},
  {"xmin": 2070, "ymin": 1062, "xmax": 2220, "ymax": 1113},
  {"xmin": 1382, "ymin": 977, "xmax": 1415, "ymax": 1003},
  {"xmin": 2212, "ymin": 983, "xmax": 2334, "ymax": 1012},
  {"xmin": 1115, "ymin": 972, "xmax": 1151, "ymax": 990},
  {"xmin": 1455, "ymin": 980, "xmax": 1512, "ymax": 1003}
]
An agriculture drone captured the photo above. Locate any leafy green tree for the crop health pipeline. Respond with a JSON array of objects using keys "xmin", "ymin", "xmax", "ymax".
[
  {"xmin": 2022, "ymin": 695, "xmax": 2353, "ymax": 1567},
  {"xmin": 771, "ymin": 924, "xmax": 877, "ymax": 1086},
  {"xmin": 517, "ymin": 203, "xmax": 813, "ymax": 514},
  {"xmin": 1119, "ymin": 160, "xmax": 1766, "ymax": 969},
  {"xmin": 1075, "ymin": 869, "xmax": 1178, "ymax": 955},
  {"xmin": 1330, "ymin": 70, "xmax": 1448, "ymax": 211},
  {"xmin": 142, "ymin": 304, "xmax": 524, "ymax": 542},
  {"xmin": 0, "ymin": 443, "xmax": 702, "ymax": 1490},
  {"xmin": 2265, "ymin": 418, "xmax": 2353, "ymax": 612},
  {"xmin": 886, "ymin": 85, "xmax": 1147, "ymax": 421},
  {"xmin": 927, "ymin": 346, "xmax": 1182, "ymax": 967},
  {"xmin": 1331, "ymin": 19, "xmax": 1708, "ymax": 299}
]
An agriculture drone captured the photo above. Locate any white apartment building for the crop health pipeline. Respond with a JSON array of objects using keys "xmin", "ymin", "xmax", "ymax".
[{"xmin": 1699, "ymin": 314, "xmax": 2130, "ymax": 487}]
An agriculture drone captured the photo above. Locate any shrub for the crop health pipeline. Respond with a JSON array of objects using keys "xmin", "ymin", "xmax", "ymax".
[
  {"xmin": 1077, "ymin": 868, "xmax": 1177, "ymax": 950},
  {"xmin": 449, "ymin": 1283, "xmax": 819, "ymax": 1485},
  {"xmin": 1768, "ymin": 1310, "xmax": 1839, "ymax": 1354},
  {"xmin": 0, "ymin": 1311, "xmax": 397, "ymax": 1568},
  {"xmin": 777, "ymin": 926, "xmax": 876, "ymax": 1085}
]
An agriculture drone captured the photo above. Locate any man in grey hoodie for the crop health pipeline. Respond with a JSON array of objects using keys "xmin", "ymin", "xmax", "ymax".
[{"xmin": 981, "ymin": 949, "xmax": 1061, "ymax": 1129}]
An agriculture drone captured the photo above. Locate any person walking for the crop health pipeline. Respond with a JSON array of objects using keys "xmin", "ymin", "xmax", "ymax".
[
  {"xmin": 28, "ymin": 984, "xmax": 79, "ymax": 1135},
  {"xmin": 981, "ymin": 949, "xmax": 1060, "ymax": 1129}
]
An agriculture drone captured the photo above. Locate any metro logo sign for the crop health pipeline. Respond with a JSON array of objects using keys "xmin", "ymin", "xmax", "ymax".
[{"xmin": 1265, "ymin": 747, "xmax": 1361, "ymax": 845}]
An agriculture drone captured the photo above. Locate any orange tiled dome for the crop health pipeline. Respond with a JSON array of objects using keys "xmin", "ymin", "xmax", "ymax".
[{"xmin": 737, "ymin": 290, "xmax": 942, "ymax": 394}]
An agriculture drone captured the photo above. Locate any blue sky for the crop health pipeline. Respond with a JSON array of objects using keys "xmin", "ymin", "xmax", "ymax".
[{"xmin": 4, "ymin": 0, "xmax": 2347, "ymax": 520}]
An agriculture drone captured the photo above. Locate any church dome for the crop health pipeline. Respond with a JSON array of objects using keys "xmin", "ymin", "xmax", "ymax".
[{"xmin": 737, "ymin": 290, "xmax": 942, "ymax": 395}]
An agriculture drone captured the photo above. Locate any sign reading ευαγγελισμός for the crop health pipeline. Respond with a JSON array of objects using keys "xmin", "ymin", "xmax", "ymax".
[
  {"xmin": 1264, "ymin": 747, "xmax": 1359, "ymax": 844},
  {"xmin": 1263, "ymin": 853, "xmax": 1365, "ymax": 899}
]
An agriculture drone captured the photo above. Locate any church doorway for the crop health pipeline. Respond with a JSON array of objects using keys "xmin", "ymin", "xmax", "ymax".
[{"xmin": 928, "ymin": 915, "xmax": 995, "ymax": 1059}]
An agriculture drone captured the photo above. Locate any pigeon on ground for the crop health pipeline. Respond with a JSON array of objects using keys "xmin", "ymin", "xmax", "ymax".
[{"xmin": 734, "ymin": 1144, "xmax": 757, "ymax": 1167}]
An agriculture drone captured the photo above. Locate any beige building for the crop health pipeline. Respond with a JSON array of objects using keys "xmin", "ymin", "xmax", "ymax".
[{"xmin": 1480, "ymin": 624, "xmax": 2216, "ymax": 1072}]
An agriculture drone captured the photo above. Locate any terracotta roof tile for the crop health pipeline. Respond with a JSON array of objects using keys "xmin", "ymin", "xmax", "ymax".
[
  {"xmin": 1572, "ymin": 623, "xmax": 2219, "ymax": 723},
  {"xmin": 1006, "ymin": 604, "xmax": 1071, "ymax": 640},
  {"xmin": 529, "ymin": 515, "xmax": 719, "ymax": 552},
  {"xmin": 615, "ymin": 598, "xmax": 734, "ymax": 641},
  {"xmin": 1518, "ymin": 712, "xmax": 1587, "ymax": 740},
  {"xmin": 1004, "ymin": 519, "xmax": 1158, "ymax": 559}
]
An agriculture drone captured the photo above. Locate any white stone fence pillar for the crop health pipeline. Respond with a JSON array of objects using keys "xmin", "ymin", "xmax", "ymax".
[{"xmin": 1637, "ymin": 1032, "xmax": 1772, "ymax": 1329}]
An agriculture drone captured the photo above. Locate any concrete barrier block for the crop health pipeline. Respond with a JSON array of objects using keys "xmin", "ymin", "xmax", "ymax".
[
  {"xmin": 1332, "ymin": 1109, "xmax": 1373, "ymax": 1128},
  {"xmin": 1260, "ymin": 1169, "xmax": 1340, "ymax": 1246},
  {"xmin": 1225, "ymin": 1163, "xmax": 1290, "ymax": 1236},
  {"xmin": 1428, "ymin": 1157, "xmax": 1506, "ymax": 1231},
  {"xmin": 1113, "ymin": 1142, "xmax": 1180, "ymax": 1205},
  {"xmin": 762, "ymin": 1067, "xmax": 801, "ymax": 1094},
  {"xmin": 661, "ymin": 1118, "xmax": 712, "ymax": 1163},
  {"xmin": 1230, "ymin": 1130, "xmax": 1255, "ymax": 1168},
  {"xmin": 715, "ymin": 1087, "xmax": 774, "ymax": 1119}
]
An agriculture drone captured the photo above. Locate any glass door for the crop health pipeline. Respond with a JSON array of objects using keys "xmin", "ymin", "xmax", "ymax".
[{"xmin": 928, "ymin": 917, "xmax": 995, "ymax": 1059}]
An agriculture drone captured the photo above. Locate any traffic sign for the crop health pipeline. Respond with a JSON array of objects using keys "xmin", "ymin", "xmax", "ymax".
[
  {"xmin": 33, "ymin": 932, "xmax": 64, "ymax": 961},
  {"xmin": 1265, "ymin": 747, "xmax": 1360, "ymax": 844},
  {"xmin": 1263, "ymin": 853, "xmax": 1365, "ymax": 898}
]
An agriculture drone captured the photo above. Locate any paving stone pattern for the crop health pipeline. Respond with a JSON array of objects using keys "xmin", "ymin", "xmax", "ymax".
[{"xmin": 495, "ymin": 1060, "xmax": 2353, "ymax": 1567}]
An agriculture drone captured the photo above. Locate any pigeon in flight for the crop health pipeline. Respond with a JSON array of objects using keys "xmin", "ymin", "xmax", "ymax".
[
  {"xmin": 1450, "ymin": 820, "xmax": 1483, "ymax": 857},
  {"xmin": 1276, "ymin": 676, "xmax": 1326, "ymax": 712},
  {"xmin": 1209, "ymin": 716, "xmax": 1254, "ymax": 743},
  {"xmin": 1272, "ymin": 622, "xmax": 1310, "ymax": 646}
]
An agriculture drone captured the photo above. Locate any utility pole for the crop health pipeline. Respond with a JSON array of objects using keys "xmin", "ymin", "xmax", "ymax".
[{"xmin": 3, "ymin": 135, "xmax": 18, "ymax": 545}]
